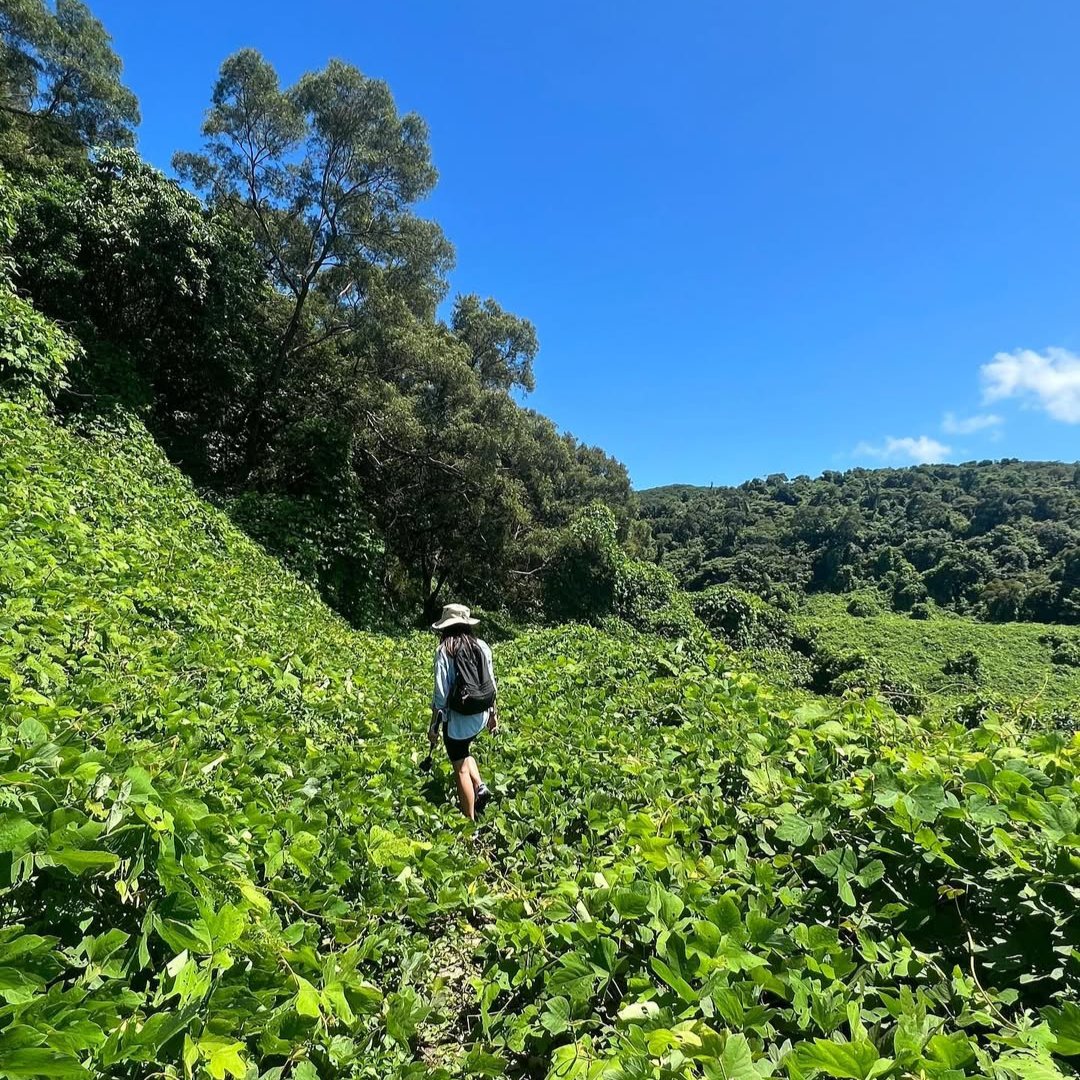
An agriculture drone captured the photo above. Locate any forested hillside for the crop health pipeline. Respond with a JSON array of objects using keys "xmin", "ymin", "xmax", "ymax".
[
  {"xmin": 642, "ymin": 461, "xmax": 1080, "ymax": 623},
  {"xmin": 0, "ymin": 1, "xmax": 634, "ymax": 628}
]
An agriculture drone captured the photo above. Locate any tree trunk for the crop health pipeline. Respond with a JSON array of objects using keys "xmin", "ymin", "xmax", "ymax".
[{"xmin": 239, "ymin": 282, "xmax": 310, "ymax": 481}]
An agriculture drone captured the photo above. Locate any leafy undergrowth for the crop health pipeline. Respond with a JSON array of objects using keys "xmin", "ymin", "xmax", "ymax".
[
  {"xmin": 3, "ymin": 401, "xmax": 1080, "ymax": 1080},
  {"xmin": 797, "ymin": 595, "xmax": 1080, "ymax": 721}
]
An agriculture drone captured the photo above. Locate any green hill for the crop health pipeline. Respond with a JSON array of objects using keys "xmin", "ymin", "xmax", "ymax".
[
  {"xmin": 794, "ymin": 595, "xmax": 1080, "ymax": 720},
  {"xmin": 640, "ymin": 460, "xmax": 1080, "ymax": 624},
  {"xmin": 5, "ymin": 401, "xmax": 1080, "ymax": 1078}
]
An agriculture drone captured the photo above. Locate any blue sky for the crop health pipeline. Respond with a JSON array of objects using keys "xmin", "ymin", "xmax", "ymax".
[{"xmin": 96, "ymin": 0, "xmax": 1079, "ymax": 488}]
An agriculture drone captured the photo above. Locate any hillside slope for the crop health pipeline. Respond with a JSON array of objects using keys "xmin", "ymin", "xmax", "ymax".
[
  {"xmin": 796, "ymin": 595, "xmax": 1080, "ymax": 720},
  {"xmin": 641, "ymin": 460, "xmax": 1080, "ymax": 623},
  {"xmin": 4, "ymin": 402, "xmax": 1080, "ymax": 1079}
]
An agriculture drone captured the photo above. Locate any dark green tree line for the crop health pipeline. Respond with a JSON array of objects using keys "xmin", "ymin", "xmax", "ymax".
[{"xmin": 642, "ymin": 461, "xmax": 1080, "ymax": 624}]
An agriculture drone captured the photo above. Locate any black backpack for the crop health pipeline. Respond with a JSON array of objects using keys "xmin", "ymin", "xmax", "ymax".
[{"xmin": 447, "ymin": 639, "xmax": 496, "ymax": 715}]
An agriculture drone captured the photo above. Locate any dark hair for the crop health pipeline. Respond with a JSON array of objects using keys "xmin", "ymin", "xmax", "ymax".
[{"xmin": 439, "ymin": 624, "xmax": 477, "ymax": 656}]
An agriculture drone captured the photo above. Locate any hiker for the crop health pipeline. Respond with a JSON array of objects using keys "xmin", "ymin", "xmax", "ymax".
[{"xmin": 429, "ymin": 603, "xmax": 499, "ymax": 820}]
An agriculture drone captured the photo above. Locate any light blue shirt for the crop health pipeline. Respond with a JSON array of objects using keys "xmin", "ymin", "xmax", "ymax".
[{"xmin": 432, "ymin": 639, "xmax": 496, "ymax": 741}]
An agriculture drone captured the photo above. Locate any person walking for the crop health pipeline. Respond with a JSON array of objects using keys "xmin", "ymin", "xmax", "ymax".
[{"xmin": 429, "ymin": 604, "xmax": 499, "ymax": 820}]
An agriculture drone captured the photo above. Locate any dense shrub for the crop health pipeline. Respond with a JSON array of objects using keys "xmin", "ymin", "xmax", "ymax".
[
  {"xmin": 943, "ymin": 649, "xmax": 982, "ymax": 682},
  {"xmin": 227, "ymin": 490, "xmax": 382, "ymax": 627},
  {"xmin": 0, "ymin": 289, "xmax": 76, "ymax": 403},
  {"xmin": 614, "ymin": 558, "xmax": 702, "ymax": 639},
  {"xmin": 846, "ymin": 593, "xmax": 882, "ymax": 618},
  {"xmin": 910, "ymin": 601, "xmax": 933, "ymax": 620},
  {"xmin": 543, "ymin": 508, "xmax": 703, "ymax": 639},
  {"xmin": 541, "ymin": 503, "xmax": 621, "ymax": 623},
  {"xmin": 691, "ymin": 584, "xmax": 794, "ymax": 649},
  {"xmin": 810, "ymin": 645, "xmax": 927, "ymax": 715},
  {"xmin": 0, "ymin": 169, "xmax": 76, "ymax": 403},
  {"xmin": 1052, "ymin": 641, "xmax": 1080, "ymax": 668}
]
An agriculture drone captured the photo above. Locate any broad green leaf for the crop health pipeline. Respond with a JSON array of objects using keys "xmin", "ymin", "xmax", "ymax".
[
  {"xmin": 16, "ymin": 719, "xmax": 48, "ymax": 746},
  {"xmin": 541, "ymin": 995, "xmax": 573, "ymax": 1035},
  {"xmin": 0, "ymin": 966, "xmax": 42, "ymax": 1005},
  {"xmin": 549, "ymin": 954, "xmax": 600, "ymax": 1002},
  {"xmin": 0, "ymin": 1048, "xmax": 88, "ymax": 1078},
  {"xmin": 797, "ymin": 1039, "xmax": 889, "ymax": 1080},
  {"xmin": 618, "ymin": 1000, "xmax": 660, "ymax": 1023},
  {"xmin": 923, "ymin": 1032, "xmax": 976, "ymax": 1069},
  {"xmin": 1044, "ymin": 1002, "xmax": 1080, "ymax": 1056},
  {"xmin": 198, "ymin": 1036, "xmax": 247, "ymax": 1080},
  {"xmin": 997, "ymin": 1051, "xmax": 1067, "ymax": 1080},
  {"xmin": 775, "ymin": 815, "xmax": 812, "ymax": 847},
  {"xmin": 0, "ymin": 817, "xmax": 36, "ymax": 854},
  {"xmin": 611, "ymin": 888, "xmax": 649, "ymax": 918},
  {"xmin": 650, "ymin": 957, "xmax": 698, "ymax": 1003},
  {"xmin": 719, "ymin": 1033, "xmax": 766, "ymax": 1080},
  {"xmin": 464, "ymin": 1047, "xmax": 507, "ymax": 1076},
  {"xmin": 902, "ymin": 782, "xmax": 947, "ymax": 823},
  {"xmin": 45, "ymin": 849, "xmax": 120, "ymax": 875},
  {"xmin": 294, "ymin": 976, "xmax": 321, "ymax": 1018}
]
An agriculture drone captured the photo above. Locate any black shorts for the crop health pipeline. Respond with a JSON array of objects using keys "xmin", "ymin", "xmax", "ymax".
[{"xmin": 443, "ymin": 727, "xmax": 476, "ymax": 764}]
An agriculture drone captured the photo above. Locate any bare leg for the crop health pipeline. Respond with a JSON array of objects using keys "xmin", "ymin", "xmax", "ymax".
[
  {"xmin": 465, "ymin": 755, "xmax": 483, "ymax": 792},
  {"xmin": 453, "ymin": 759, "xmax": 476, "ymax": 820}
]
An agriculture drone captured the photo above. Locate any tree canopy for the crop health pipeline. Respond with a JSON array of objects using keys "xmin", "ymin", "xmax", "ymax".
[
  {"xmin": 642, "ymin": 460, "xmax": 1080, "ymax": 623},
  {"xmin": 1, "ymin": 33, "xmax": 633, "ymax": 626},
  {"xmin": 0, "ymin": 0, "xmax": 138, "ymax": 151}
]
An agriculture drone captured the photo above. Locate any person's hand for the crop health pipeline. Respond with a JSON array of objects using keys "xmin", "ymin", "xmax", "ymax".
[
  {"xmin": 486, "ymin": 709, "xmax": 499, "ymax": 734},
  {"xmin": 428, "ymin": 712, "xmax": 440, "ymax": 747}
]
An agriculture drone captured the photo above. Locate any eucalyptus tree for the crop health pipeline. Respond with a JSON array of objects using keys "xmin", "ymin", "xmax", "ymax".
[
  {"xmin": 0, "ymin": 0, "xmax": 138, "ymax": 151},
  {"xmin": 175, "ymin": 49, "xmax": 454, "ymax": 477}
]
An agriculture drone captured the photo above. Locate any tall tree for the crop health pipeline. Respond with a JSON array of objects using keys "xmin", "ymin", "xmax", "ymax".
[
  {"xmin": 0, "ymin": 0, "xmax": 138, "ymax": 149},
  {"xmin": 174, "ymin": 50, "xmax": 453, "ymax": 478},
  {"xmin": 451, "ymin": 294, "xmax": 538, "ymax": 392}
]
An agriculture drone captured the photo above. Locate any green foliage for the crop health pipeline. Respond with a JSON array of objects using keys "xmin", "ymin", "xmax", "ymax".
[
  {"xmin": 7, "ymin": 402, "xmax": 1080, "ymax": 1078},
  {"xmin": 942, "ymin": 649, "xmax": 982, "ymax": 682},
  {"xmin": 809, "ymin": 645, "xmax": 928, "ymax": 716},
  {"xmin": 542, "ymin": 503, "xmax": 622, "ymax": 623},
  {"xmin": 845, "ymin": 593, "xmax": 882, "ymax": 618},
  {"xmin": 173, "ymin": 48, "xmax": 452, "ymax": 477},
  {"xmin": 1051, "ymin": 641, "xmax": 1080, "ymax": 668},
  {"xmin": 0, "ymin": 173, "xmax": 75, "ymax": 402},
  {"xmin": 799, "ymin": 594, "xmax": 1080, "ymax": 720},
  {"xmin": 3, "ymin": 41, "xmax": 632, "ymax": 623},
  {"xmin": 543, "ymin": 507, "xmax": 702, "ymax": 638},
  {"xmin": 0, "ymin": 287, "xmax": 74, "ymax": 402},
  {"xmin": 11, "ymin": 148, "xmax": 269, "ymax": 457},
  {"xmin": 615, "ymin": 558, "xmax": 702, "ymax": 639},
  {"xmin": 450, "ymin": 293, "xmax": 538, "ymax": 393},
  {"xmin": 227, "ymin": 489, "xmax": 383, "ymax": 628},
  {"xmin": 0, "ymin": 0, "xmax": 139, "ymax": 152},
  {"xmin": 692, "ymin": 585, "xmax": 794, "ymax": 650},
  {"xmin": 642, "ymin": 462, "xmax": 1080, "ymax": 625}
]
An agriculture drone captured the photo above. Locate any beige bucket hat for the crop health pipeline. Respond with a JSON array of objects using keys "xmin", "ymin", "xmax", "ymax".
[{"xmin": 431, "ymin": 603, "xmax": 480, "ymax": 631}]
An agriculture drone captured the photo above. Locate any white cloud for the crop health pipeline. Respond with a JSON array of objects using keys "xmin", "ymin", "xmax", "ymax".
[
  {"xmin": 854, "ymin": 435, "xmax": 952, "ymax": 464},
  {"xmin": 941, "ymin": 411, "xmax": 1003, "ymax": 435},
  {"xmin": 982, "ymin": 347, "xmax": 1080, "ymax": 423}
]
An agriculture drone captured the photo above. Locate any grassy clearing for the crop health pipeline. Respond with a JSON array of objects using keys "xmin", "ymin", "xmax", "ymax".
[{"xmin": 797, "ymin": 594, "xmax": 1080, "ymax": 719}]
